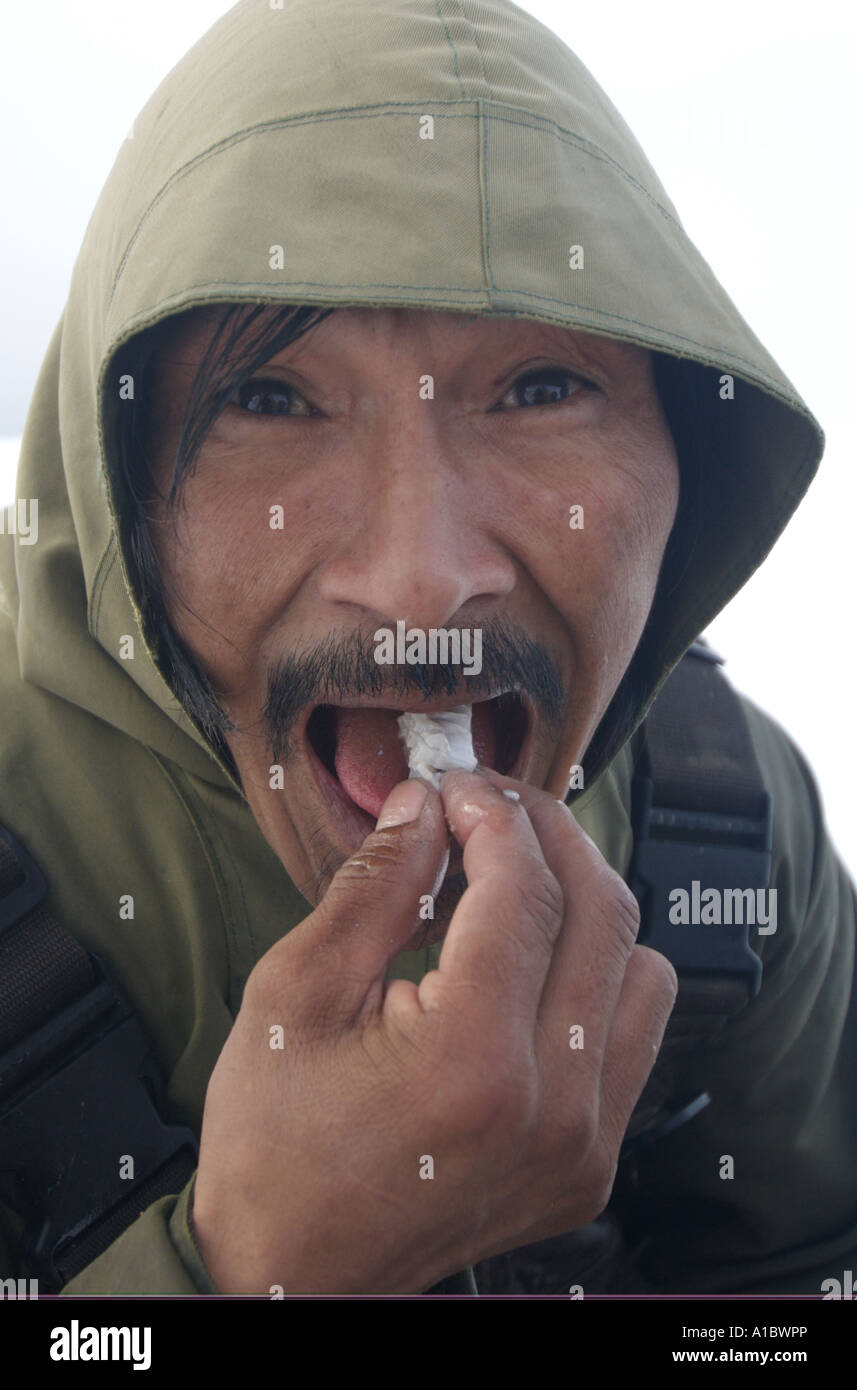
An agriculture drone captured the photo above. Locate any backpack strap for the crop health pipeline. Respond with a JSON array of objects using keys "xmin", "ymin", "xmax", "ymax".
[
  {"xmin": 0, "ymin": 823, "xmax": 197, "ymax": 1290},
  {"xmin": 623, "ymin": 640, "xmax": 773, "ymax": 1147}
]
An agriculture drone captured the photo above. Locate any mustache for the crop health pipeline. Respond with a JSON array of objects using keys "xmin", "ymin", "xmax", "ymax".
[{"xmin": 262, "ymin": 615, "xmax": 565, "ymax": 767}]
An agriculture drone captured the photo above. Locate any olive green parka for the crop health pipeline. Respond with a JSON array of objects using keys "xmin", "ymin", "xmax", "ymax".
[{"xmin": 0, "ymin": 0, "xmax": 854, "ymax": 1295}]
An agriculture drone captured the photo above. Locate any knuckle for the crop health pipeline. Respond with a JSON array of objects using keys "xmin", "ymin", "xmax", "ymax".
[
  {"xmin": 551, "ymin": 1117, "xmax": 616, "ymax": 1223},
  {"xmin": 240, "ymin": 954, "xmax": 306, "ymax": 1034},
  {"xmin": 335, "ymin": 838, "xmax": 406, "ymax": 890},
  {"xmin": 590, "ymin": 873, "xmax": 640, "ymax": 954},
  {"xmin": 630, "ymin": 944, "xmax": 679, "ymax": 1017},
  {"xmin": 507, "ymin": 858, "xmax": 565, "ymax": 943},
  {"xmin": 581, "ymin": 1131, "xmax": 620, "ymax": 1218},
  {"xmin": 586, "ymin": 1166, "xmax": 617, "ymax": 1221},
  {"xmin": 566, "ymin": 1101, "xmax": 600, "ymax": 1157},
  {"xmin": 609, "ymin": 878, "xmax": 642, "ymax": 948},
  {"xmin": 241, "ymin": 956, "xmax": 275, "ymax": 1015}
]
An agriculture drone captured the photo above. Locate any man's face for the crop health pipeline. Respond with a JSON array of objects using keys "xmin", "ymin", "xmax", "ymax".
[{"xmin": 147, "ymin": 307, "xmax": 679, "ymax": 933}]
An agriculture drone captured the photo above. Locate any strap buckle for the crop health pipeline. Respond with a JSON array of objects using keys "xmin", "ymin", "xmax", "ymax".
[{"xmin": 630, "ymin": 775, "xmax": 773, "ymax": 1001}]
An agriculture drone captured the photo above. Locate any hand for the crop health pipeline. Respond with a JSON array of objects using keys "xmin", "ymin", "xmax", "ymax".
[{"xmin": 191, "ymin": 768, "xmax": 677, "ymax": 1293}]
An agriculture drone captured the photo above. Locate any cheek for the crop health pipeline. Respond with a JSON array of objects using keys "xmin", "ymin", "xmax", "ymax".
[
  {"xmin": 154, "ymin": 454, "xmax": 334, "ymax": 636},
  {"xmin": 501, "ymin": 427, "xmax": 679, "ymax": 637},
  {"xmin": 585, "ymin": 447, "xmax": 679, "ymax": 600}
]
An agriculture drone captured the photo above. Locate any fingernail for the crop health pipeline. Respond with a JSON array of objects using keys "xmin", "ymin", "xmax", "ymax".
[{"xmin": 376, "ymin": 779, "xmax": 428, "ymax": 830}]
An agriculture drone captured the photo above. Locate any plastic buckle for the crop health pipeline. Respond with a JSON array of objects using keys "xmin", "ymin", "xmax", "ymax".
[
  {"xmin": 630, "ymin": 777, "xmax": 772, "ymax": 1000},
  {"xmin": 0, "ymin": 824, "xmax": 47, "ymax": 935}
]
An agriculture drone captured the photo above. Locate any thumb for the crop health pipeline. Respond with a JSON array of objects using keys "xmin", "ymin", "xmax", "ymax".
[{"xmin": 287, "ymin": 778, "xmax": 450, "ymax": 1027}]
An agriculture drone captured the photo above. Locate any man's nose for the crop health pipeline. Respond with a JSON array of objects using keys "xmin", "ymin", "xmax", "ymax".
[{"xmin": 315, "ymin": 414, "xmax": 516, "ymax": 631}]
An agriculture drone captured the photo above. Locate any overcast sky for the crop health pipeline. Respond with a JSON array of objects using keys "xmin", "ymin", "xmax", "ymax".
[{"xmin": 1, "ymin": 0, "xmax": 854, "ymax": 875}]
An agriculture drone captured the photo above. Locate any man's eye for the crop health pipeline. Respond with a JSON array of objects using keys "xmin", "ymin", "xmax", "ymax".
[
  {"xmin": 234, "ymin": 379, "xmax": 315, "ymax": 416},
  {"xmin": 496, "ymin": 368, "xmax": 591, "ymax": 410}
]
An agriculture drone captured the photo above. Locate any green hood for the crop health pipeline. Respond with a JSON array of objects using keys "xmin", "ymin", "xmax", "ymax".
[
  {"xmin": 5, "ymin": 0, "xmax": 823, "ymax": 807},
  {"xmin": 2, "ymin": 6, "xmax": 847, "ymax": 1298},
  {"xmin": 5, "ymin": 0, "xmax": 822, "ymax": 796}
]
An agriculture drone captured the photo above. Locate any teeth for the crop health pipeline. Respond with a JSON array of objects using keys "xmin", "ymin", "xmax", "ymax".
[{"xmin": 397, "ymin": 707, "xmax": 477, "ymax": 788}]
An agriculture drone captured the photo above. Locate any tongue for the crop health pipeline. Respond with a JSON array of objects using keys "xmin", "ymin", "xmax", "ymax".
[
  {"xmin": 333, "ymin": 709, "xmax": 408, "ymax": 818},
  {"xmin": 332, "ymin": 704, "xmax": 497, "ymax": 819}
]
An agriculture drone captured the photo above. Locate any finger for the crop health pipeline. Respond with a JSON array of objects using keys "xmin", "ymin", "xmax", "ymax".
[
  {"xmin": 261, "ymin": 778, "xmax": 449, "ymax": 1030},
  {"xmin": 594, "ymin": 943, "xmax": 678, "ymax": 1153},
  {"xmin": 424, "ymin": 769, "xmax": 565, "ymax": 1030},
  {"xmin": 476, "ymin": 767, "xmax": 643, "ymax": 1078}
]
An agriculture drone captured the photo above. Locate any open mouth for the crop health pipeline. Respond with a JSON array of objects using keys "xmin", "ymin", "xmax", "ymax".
[{"xmin": 304, "ymin": 692, "xmax": 531, "ymax": 826}]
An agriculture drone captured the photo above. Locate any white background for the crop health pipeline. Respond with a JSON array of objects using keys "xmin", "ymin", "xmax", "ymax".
[{"xmin": 1, "ymin": 0, "xmax": 854, "ymax": 875}]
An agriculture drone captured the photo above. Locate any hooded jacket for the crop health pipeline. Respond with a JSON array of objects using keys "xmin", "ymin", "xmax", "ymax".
[{"xmin": 1, "ymin": 0, "xmax": 854, "ymax": 1296}]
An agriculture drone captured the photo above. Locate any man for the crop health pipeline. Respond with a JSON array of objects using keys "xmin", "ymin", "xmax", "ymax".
[{"xmin": 0, "ymin": 0, "xmax": 853, "ymax": 1296}]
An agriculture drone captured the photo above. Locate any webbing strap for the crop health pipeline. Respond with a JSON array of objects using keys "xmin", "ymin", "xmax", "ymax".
[
  {"xmin": 54, "ymin": 1147, "xmax": 198, "ymax": 1285},
  {"xmin": 0, "ymin": 824, "xmax": 198, "ymax": 1290},
  {"xmin": 0, "ymin": 837, "xmax": 95, "ymax": 1052},
  {"xmin": 624, "ymin": 642, "xmax": 773, "ymax": 1147},
  {"xmin": 643, "ymin": 645, "xmax": 770, "ymax": 820}
]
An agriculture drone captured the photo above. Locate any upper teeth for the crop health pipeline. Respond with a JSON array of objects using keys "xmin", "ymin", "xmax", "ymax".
[{"xmin": 397, "ymin": 707, "xmax": 477, "ymax": 788}]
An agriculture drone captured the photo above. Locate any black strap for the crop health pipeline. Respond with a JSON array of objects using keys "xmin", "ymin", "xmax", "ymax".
[
  {"xmin": 624, "ymin": 640, "xmax": 773, "ymax": 1146},
  {"xmin": 0, "ymin": 824, "xmax": 197, "ymax": 1291},
  {"xmin": 640, "ymin": 641, "xmax": 770, "ymax": 819},
  {"xmin": 0, "ymin": 834, "xmax": 95, "ymax": 1055}
]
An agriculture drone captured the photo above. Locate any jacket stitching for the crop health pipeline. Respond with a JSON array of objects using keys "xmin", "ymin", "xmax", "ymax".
[
  {"xmin": 90, "ymin": 538, "xmax": 118, "ymax": 637},
  {"xmin": 480, "ymin": 98, "xmax": 494, "ymax": 291},
  {"xmin": 446, "ymin": 0, "xmax": 489, "ymax": 93},
  {"xmin": 433, "ymin": 1, "xmax": 467, "ymax": 99},
  {"xmin": 108, "ymin": 101, "xmax": 681, "ymax": 309},
  {"xmin": 107, "ymin": 280, "xmax": 808, "ymax": 400}
]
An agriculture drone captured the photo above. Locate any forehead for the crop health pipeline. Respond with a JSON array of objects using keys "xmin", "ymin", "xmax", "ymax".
[{"xmin": 151, "ymin": 303, "xmax": 651, "ymax": 378}]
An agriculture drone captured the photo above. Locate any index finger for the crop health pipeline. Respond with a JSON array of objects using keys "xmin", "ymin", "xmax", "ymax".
[{"xmin": 424, "ymin": 769, "xmax": 565, "ymax": 1029}]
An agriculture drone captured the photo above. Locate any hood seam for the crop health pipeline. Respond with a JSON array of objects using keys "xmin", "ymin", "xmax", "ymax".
[
  {"xmin": 90, "ymin": 536, "xmax": 118, "ymax": 638},
  {"xmin": 433, "ymin": 1, "xmax": 468, "ymax": 98},
  {"xmin": 104, "ymin": 280, "xmax": 813, "ymax": 405},
  {"xmin": 477, "ymin": 99, "xmax": 492, "ymax": 295},
  {"xmin": 446, "ymin": 0, "xmax": 489, "ymax": 93},
  {"xmin": 107, "ymin": 101, "xmax": 682, "ymax": 311}
]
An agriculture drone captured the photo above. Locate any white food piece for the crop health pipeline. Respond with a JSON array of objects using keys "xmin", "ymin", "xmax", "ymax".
[{"xmin": 398, "ymin": 706, "xmax": 477, "ymax": 788}]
